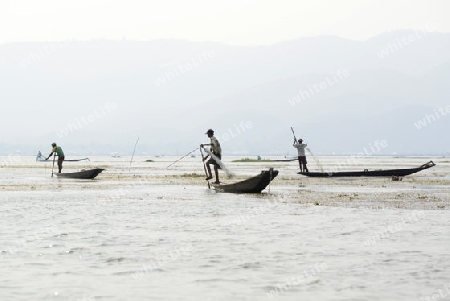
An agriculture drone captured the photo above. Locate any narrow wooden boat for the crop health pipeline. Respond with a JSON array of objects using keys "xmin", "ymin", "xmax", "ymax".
[
  {"xmin": 273, "ymin": 156, "xmax": 298, "ymax": 162},
  {"xmin": 55, "ymin": 168, "xmax": 105, "ymax": 179},
  {"xmin": 36, "ymin": 156, "xmax": 90, "ymax": 162},
  {"xmin": 213, "ymin": 168, "xmax": 278, "ymax": 193},
  {"xmin": 298, "ymin": 161, "xmax": 435, "ymax": 178},
  {"xmin": 38, "ymin": 158, "xmax": 90, "ymax": 162}
]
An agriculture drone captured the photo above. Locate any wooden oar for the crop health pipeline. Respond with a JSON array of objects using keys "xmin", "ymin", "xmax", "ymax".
[
  {"xmin": 51, "ymin": 154, "xmax": 56, "ymax": 177},
  {"xmin": 199, "ymin": 147, "xmax": 210, "ymax": 189},
  {"xmin": 291, "ymin": 126, "xmax": 297, "ymax": 142}
]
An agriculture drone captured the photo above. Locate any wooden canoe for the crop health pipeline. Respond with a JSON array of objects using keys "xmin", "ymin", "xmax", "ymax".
[
  {"xmin": 36, "ymin": 152, "xmax": 90, "ymax": 162},
  {"xmin": 55, "ymin": 168, "xmax": 105, "ymax": 179},
  {"xmin": 213, "ymin": 168, "xmax": 278, "ymax": 193},
  {"xmin": 298, "ymin": 161, "xmax": 435, "ymax": 178}
]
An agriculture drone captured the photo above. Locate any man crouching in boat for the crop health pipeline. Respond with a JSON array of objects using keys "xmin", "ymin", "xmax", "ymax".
[
  {"xmin": 200, "ymin": 129, "xmax": 222, "ymax": 184},
  {"xmin": 293, "ymin": 138, "xmax": 308, "ymax": 173},
  {"xmin": 46, "ymin": 142, "xmax": 65, "ymax": 173}
]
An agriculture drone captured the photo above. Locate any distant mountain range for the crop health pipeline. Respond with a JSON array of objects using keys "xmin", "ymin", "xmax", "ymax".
[{"xmin": 1, "ymin": 30, "xmax": 449, "ymax": 156}]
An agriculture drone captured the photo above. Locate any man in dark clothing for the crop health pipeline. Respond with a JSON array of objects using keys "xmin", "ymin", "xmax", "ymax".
[{"xmin": 200, "ymin": 129, "xmax": 222, "ymax": 184}]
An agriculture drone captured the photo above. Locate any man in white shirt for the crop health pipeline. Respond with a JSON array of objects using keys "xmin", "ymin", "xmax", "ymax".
[{"xmin": 293, "ymin": 138, "xmax": 308, "ymax": 172}]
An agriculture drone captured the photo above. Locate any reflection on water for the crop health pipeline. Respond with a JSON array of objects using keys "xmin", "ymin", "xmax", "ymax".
[{"xmin": 0, "ymin": 156, "xmax": 449, "ymax": 300}]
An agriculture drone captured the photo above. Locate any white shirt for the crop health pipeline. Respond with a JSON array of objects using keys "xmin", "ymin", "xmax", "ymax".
[
  {"xmin": 210, "ymin": 136, "xmax": 221, "ymax": 155},
  {"xmin": 293, "ymin": 143, "xmax": 307, "ymax": 156}
]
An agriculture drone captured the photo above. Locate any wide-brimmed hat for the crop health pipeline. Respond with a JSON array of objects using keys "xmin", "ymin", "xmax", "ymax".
[
  {"xmin": 51, "ymin": 142, "xmax": 57, "ymax": 146},
  {"xmin": 205, "ymin": 129, "xmax": 214, "ymax": 135}
]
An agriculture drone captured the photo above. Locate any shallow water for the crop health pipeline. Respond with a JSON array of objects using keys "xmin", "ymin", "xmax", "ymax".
[{"xmin": 1, "ymin": 156, "xmax": 449, "ymax": 300}]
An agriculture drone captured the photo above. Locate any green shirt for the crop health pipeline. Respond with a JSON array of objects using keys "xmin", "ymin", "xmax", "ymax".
[{"xmin": 52, "ymin": 146, "xmax": 65, "ymax": 157}]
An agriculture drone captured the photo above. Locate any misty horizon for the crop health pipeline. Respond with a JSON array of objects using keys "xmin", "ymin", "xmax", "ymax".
[
  {"xmin": 1, "ymin": 30, "xmax": 450, "ymax": 156},
  {"xmin": 1, "ymin": 1, "xmax": 449, "ymax": 157}
]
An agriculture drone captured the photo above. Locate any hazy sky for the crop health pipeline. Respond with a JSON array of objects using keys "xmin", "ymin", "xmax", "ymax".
[{"xmin": 0, "ymin": 0, "xmax": 448, "ymax": 45}]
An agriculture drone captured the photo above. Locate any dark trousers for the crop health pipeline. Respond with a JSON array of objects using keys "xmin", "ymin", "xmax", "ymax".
[{"xmin": 57, "ymin": 156, "xmax": 65, "ymax": 173}]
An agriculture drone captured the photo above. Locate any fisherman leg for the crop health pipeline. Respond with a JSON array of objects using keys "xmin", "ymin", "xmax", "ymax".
[
  {"xmin": 58, "ymin": 160, "xmax": 63, "ymax": 173},
  {"xmin": 303, "ymin": 157, "xmax": 308, "ymax": 172},
  {"xmin": 213, "ymin": 165, "xmax": 220, "ymax": 184},
  {"xmin": 299, "ymin": 156, "xmax": 308, "ymax": 172},
  {"xmin": 205, "ymin": 164, "xmax": 213, "ymax": 180}
]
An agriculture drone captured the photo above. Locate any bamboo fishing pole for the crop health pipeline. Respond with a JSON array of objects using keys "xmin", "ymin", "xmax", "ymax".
[
  {"xmin": 129, "ymin": 137, "xmax": 139, "ymax": 174},
  {"xmin": 166, "ymin": 147, "xmax": 199, "ymax": 169}
]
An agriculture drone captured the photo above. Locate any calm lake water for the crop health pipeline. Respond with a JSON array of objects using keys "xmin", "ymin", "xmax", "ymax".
[{"xmin": 0, "ymin": 156, "xmax": 449, "ymax": 300}]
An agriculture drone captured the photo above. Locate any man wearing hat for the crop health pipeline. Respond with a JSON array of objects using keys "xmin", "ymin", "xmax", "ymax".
[
  {"xmin": 46, "ymin": 142, "xmax": 65, "ymax": 173},
  {"xmin": 293, "ymin": 138, "xmax": 308, "ymax": 173},
  {"xmin": 200, "ymin": 129, "xmax": 222, "ymax": 184}
]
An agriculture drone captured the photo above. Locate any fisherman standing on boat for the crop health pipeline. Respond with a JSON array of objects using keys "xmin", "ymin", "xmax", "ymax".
[
  {"xmin": 200, "ymin": 129, "xmax": 222, "ymax": 184},
  {"xmin": 46, "ymin": 142, "xmax": 65, "ymax": 173},
  {"xmin": 293, "ymin": 138, "xmax": 308, "ymax": 172}
]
